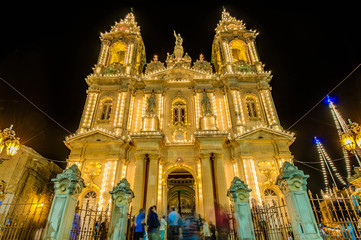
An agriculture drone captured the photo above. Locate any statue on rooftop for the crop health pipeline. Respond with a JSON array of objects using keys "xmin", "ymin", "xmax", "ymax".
[{"xmin": 173, "ymin": 30, "xmax": 183, "ymax": 47}]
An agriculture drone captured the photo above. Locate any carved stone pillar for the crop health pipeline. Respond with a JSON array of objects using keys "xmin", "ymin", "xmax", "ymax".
[
  {"xmin": 227, "ymin": 176, "xmax": 255, "ymax": 240},
  {"xmin": 200, "ymin": 153, "xmax": 216, "ymax": 223},
  {"xmin": 43, "ymin": 165, "xmax": 85, "ymax": 240},
  {"xmin": 132, "ymin": 153, "xmax": 146, "ymax": 214},
  {"xmin": 108, "ymin": 178, "xmax": 135, "ymax": 240},
  {"xmin": 276, "ymin": 162, "xmax": 322, "ymax": 240},
  {"xmin": 146, "ymin": 154, "xmax": 159, "ymax": 211}
]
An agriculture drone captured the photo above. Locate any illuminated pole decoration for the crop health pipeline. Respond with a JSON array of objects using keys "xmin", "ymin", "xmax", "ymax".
[
  {"xmin": 314, "ymin": 137, "xmax": 347, "ymax": 189},
  {"xmin": 326, "ymin": 96, "xmax": 355, "ymax": 177}
]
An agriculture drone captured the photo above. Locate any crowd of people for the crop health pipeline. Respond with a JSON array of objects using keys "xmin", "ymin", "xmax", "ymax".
[{"xmin": 134, "ymin": 206, "xmax": 222, "ymax": 240}]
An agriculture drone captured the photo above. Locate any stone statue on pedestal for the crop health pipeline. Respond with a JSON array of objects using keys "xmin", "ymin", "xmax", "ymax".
[
  {"xmin": 173, "ymin": 30, "xmax": 184, "ymax": 59},
  {"xmin": 201, "ymin": 91, "xmax": 212, "ymax": 115},
  {"xmin": 146, "ymin": 91, "xmax": 156, "ymax": 116}
]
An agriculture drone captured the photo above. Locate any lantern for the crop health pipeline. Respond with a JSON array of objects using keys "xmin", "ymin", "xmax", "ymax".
[
  {"xmin": 5, "ymin": 138, "xmax": 20, "ymax": 156},
  {"xmin": 355, "ymin": 132, "xmax": 361, "ymax": 149},
  {"xmin": 342, "ymin": 133, "xmax": 356, "ymax": 152},
  {"xmin": 0, "ymin": 132, "xmax": 4, "ymax": 153}
]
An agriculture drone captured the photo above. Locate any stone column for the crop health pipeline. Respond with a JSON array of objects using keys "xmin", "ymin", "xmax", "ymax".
[
  {"xmin": 132, "ymin": 153, "xmax": 146, "ymax": 214},
  {"xmin": 276, "ymin": 162, "xmax": 322, "ymax": 240},
  {"xmin": 213, "ymin": 153, "xmax": 230, "ymax": 211},
  {"xmin": 227, "ymin": 176, "xmax": 255, "ymax": 240},
  {"xmin": 108, "ymin": 178, "xmax": 135, "ymax": 240},
  {"xmin": 200, "ymin": 153, "xmax": 216, "ymax": 223},
  {"xmin": 43, "ymin": 165, "xmax": 85, "ymax": 240},
  {"xmin": 146, "ymin": 154, "xmax": 159, "ymax": 211}
]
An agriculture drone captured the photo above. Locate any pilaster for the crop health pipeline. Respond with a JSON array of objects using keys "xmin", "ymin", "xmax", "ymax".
[
  {"xmin": 145, "ymin": 154, "xmax": 159, "ymax": 211},
  {"xmin": 213, "ymin": 153, "xmax": 229, "ymax": 211},
  {"xmin": 132, "ymin": 153, "xmax": 146, "ymax": 214},
  {"xmin": 200, "ymin": 153, "xmax": 216, "ymax": 223}
]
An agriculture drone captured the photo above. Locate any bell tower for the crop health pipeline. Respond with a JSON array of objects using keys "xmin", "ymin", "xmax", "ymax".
[
  {"xmin": 95, "ymin": 12, "xmax": 146, "ymax": 75},
  {"xmin": 212, "ymin": 9, "xmax": 263, "ymax": 74},
  {"xmin": 65, "ymin": 12, "xmax": 146, "ymax": 209},
  {"xmin": 211, "ymin": 9, "xmax": 294, "ymax": 203},
  {"xmin": 77, "ymin": 12, "xmax": 146, "ymax": 136}
]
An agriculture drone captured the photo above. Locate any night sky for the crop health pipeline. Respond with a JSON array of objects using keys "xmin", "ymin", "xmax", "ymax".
[{"xmin": 1, "ymin": 1, "xmax": 361, "ymax": 193}]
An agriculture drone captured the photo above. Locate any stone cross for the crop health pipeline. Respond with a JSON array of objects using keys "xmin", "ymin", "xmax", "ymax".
[
  {"xmin": 43, "ymin": 164, "xmax": 85, "ymax": 240},
  {"xmin": 276, "ymin": 162, "xmax": 322, "ymax": 240},
  {"xmin": 108, "ymin": 178, "xmax": 135, "ymax": 240},
  {"xmin": 227, "ymin": 176, "xmax": 256, "ymax": 240}
]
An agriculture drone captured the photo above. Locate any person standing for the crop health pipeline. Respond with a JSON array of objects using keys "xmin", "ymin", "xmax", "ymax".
[
  {"xmin": 147, "ymin": 206, "xmax": 161, "ymax": 240},
  {"xmin": 167, "ymin": 206, "xmax": 181, "ymax": 240},
  {"xmin": 160, "ymin": 216, "xmax": 167, "ymax": 240},
  {"xmin": 209, "ymin": 221, "xmax": 216, "ymax": 240},
  {"xmin": 201, "ymin": 220, "xmax": 211, "ymax": 240},
  {"xmin": 135, "ymin": 208, "xmax": 146, "ymax": 240},
  {"xmin": 69, "ymin": 208, "xmax": 81, "ymax": 240}
]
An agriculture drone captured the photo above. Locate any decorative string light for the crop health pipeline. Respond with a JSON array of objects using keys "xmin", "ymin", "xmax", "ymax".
[
  {"xmin": 197, "ymin": 162, "xmax": 202, "ymax": 198},
  {"xmin": 223, "ymin": 94, "xmax": 232, "ymax": 129},
  {"xmin": 158, "ymin": 164, "xmax": 163, "ymax": 200},
  {"xmin": 314, "ymin": 137, "xmax": 347, "ymax": 187},
  {"xmin": 128, "ymin": 94, "xmax": 135, "ymax": 131},
  {"xmin": 328, "ymin": 98, "xmax": 352, "ymax": 178},
  {"xmin": 250, "ymin": 159, "xmax": 261, "ymax": 203},
  {"xmin": 232, "ymin": 90, "xmax": 241, "ymax": 125},
  {"xmin": 82, "ymin": 92, "xmax": 98, "ymax": 129}
]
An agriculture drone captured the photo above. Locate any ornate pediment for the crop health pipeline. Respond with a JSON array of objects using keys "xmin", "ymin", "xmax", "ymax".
[
  {"xmin": 235, "ymin": 127, "xmax": 295, "ymax": 141},
  {"xmin": 65, "ymin": 129, "xmax": 121, "ymax": 143}
]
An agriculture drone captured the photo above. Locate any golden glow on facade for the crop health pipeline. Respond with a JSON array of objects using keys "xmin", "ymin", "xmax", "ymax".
[{"xmin": 65, "ymin": 10, "xmax": 295, "ymax": 218}]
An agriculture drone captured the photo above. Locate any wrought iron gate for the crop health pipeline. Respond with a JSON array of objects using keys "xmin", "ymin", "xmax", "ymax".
[
  {"xmin": 250, "ymin": 199, "xmax": 293, "ymax": 240},
  {"xmin": 69, "ymin": 201, "xmax": 110, "ymax": 240}
]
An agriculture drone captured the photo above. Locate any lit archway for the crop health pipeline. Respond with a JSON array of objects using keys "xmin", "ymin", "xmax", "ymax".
[{"xmin": 166, "ymin": 167, "xmax": 196, "ymax": 218}]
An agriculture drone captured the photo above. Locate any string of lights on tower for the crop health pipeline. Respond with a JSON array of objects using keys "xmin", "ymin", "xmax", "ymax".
[
  {"xmin": 314, "ymin": 137, "xmax": 347, "ymax": 192},
  {"xmin": 313, "ymin": 96, "xmax": 361, "ymax": 193}
]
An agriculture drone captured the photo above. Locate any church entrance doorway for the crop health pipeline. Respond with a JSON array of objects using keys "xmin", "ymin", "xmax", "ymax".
[{"xmin": 167, "ymin": 168, "xmax": 195, "ymax": 218}]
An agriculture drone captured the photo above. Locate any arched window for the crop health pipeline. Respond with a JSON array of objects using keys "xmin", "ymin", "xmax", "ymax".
[
  {"xmin": 245, "ymin": 96, "xmax": 259, "ymax": 118},
  {"xmin": 100, "ymin": 99, "xmax": 112, "ymax": 120},
  {"xmin": 172, "ymin": 98, "xmax": 187, "ymax": 125},
  {"xmin": 264, "ymin": 189, "xmax": 277, "ymax": 197},
  {"xmin": 264, "ymin": 188, "xmax": 279, "ymax": 207},
  {"xmin": 230, "ymin": 40, "xmax": 248, "ymax": 63},
  {"xmin": 109, "ymin": 41, "xmax": 127, "ymax": 65}
]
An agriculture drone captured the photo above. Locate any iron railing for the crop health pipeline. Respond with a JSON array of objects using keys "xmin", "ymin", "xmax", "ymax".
[
  {"xmin": 0, "ymin": 196, "xmax": 51, "ymax": 240},
  {"xmin": 309, "ymin": 189, "xmax": 361, "ymax": 239}
]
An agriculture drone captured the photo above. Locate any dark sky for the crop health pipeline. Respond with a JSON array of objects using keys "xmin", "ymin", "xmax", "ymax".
[{"xmin": 1, "ymin": 1, "xmax": 361, "ymax": 193}]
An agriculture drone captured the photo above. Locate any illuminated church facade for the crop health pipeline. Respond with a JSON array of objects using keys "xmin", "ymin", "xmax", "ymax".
[{"xmin": 64, "ymin": 10, "xmax": 295, "ymax": 222}]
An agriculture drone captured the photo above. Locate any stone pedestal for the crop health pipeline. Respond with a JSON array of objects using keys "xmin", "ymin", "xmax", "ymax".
[
  {"xmin": 227, "ymin": 177, "xmax": 255, "ymax": 240},
  {"xmin": 141, "ymin": 116, "xmax": 159, "ymax": 132},
  {"xmin": 200, "ymin": 115, "xmax": 217, "ymax": 131},
  {"xmin": 276, "ymin": 162, "xmax": 322, "ymax": 240},
  {"xmin": 108, "ymin": 178, "xmax": 135, "ymax": 240},
  {"xmin": 43, "ymin": 165, "xmax": 85, "ymax": 240}
]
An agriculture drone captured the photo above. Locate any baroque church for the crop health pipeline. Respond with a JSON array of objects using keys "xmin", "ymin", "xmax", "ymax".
[{"xmin": 64, "ymin": 10, "xmax": 295, "ymax": 222}]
